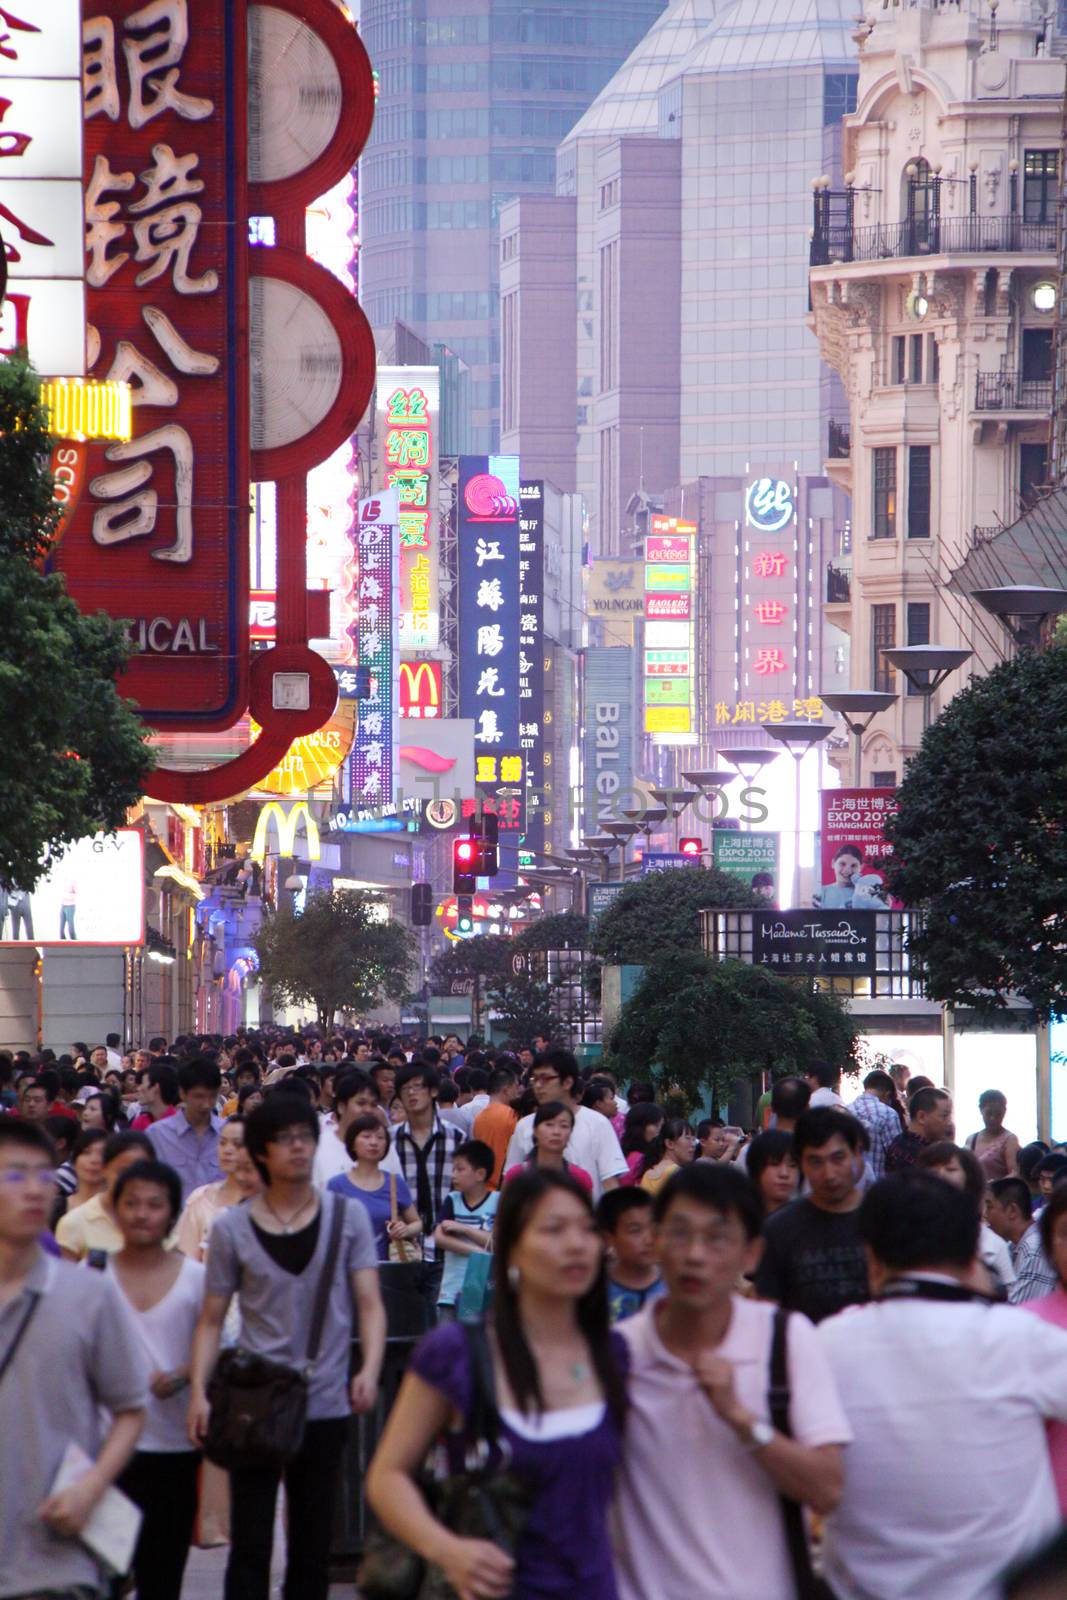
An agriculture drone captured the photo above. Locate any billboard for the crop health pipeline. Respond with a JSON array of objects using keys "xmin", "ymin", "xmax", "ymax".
[
  {"xmin": 0, "ymin": 831, "xmax": 144, "ymax": 946},
  {"xmin": 0, "ymin": 0, "xmax": 85, "ymax": 377},
  {"xmin": 458, "ymin": 455, "xmax": 524, "ymax": 836},
  {"xmin": 331, "ymin": 719, "xmax": 475, "ymax": 833},
  {"xmin": 583, "ymin": 647, "xmax": 634, "ymax": 839},
  {"xmin": 817, "ymin": 788, "xmax": 902, "ymax": 910},
  {"xmin": 587, "ymin": 560, "xmax": 643, "ymax": 645},
  {"xmin": 643, "ymin": 516, "xmax": 696, "ymax": 743},
  {"xmin": 377, "ymin": 367, "xmax": 440, "ymax": 651},
  {"xmin": 712, "ymin": 831, "xmax": 780, "ymax": 904},
  {"xmin": 344, "ymin": 491, "xmax": 400, "ymax": 809},
  {"xmin": 519, "ymin": 481, "xmax": 545, "ymax": 860},
  {"xmin": 753, "ymin": 910, "xmax": 876, "ymax": 976},
  {"xmin": 57, "ymin": 0, "xmax": 250, "ymax": 728},
  {"xmin": 399, "ymin": 659, "xmax": 443, "ymax": 720}
]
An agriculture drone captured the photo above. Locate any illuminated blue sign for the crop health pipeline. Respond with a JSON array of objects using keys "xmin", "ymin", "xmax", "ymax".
[{"xmin": 745, "ymin": 477, "xmax": 794, "ymax": 533}]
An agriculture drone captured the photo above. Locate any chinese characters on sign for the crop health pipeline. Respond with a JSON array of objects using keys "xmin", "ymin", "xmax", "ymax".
[
  {"xmin": 458, "ymin": 455, "xmax": 524, "ymax": 844},
  {"xmin": 742, "ymin": 472, "xmax": 796, "ymax": 704},
  {"xmin": 0, "ymin": 0, "xmax": 86, "ymax": 376},
  {"xmin": 376, "ymin": 366, "xmax": 440, "ymax": 651},
  {"xmin": 713, "ymin": 697, "xmax": 825, "ymax": 726},
  {"xmin": 817, "ymin": 788, "xmax": 902, "ymax": 910},
  {"xmin": 752, "ymin": 911, "xmax": 876, "ymax": 976},
  {"xmin": 344, "ymin": 490, "xmax": 399, "ymax": 809},
  {"xmin": 56, "ymin": 0, "xmax": 249, "ymax": 727},
  {"xmin": 644, "ymin": 517, "xmax": 696, "ymax": 742},
  {"xmin": 712, "ymin": 830, "xmax": 780, "ymax": 906},
  {"xmin": 519, "ymin": 481, "xmax": 545, "ymax": 859}
]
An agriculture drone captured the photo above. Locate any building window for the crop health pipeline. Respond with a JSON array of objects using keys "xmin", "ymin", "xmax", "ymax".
[
  {"xmin": 599, "ymin": 240, "xmax": 618, "ymax": 392},
  {"xmin": 1022, "ymin": 327, "xmax": 1054, "ymax": 383},
  {"xmin": 1020, "ymin": 441, "xmax": 1049, "ymax": 509},
  {"xmin": 1023, "ymin": 150, "xmax": 1059, "ymax": 224},
  {"xmin": 906, "ymin": 158, "xmax": 934, "ymax": 250},
  {"xmin": 872, "ymin": 447, "xmax": 897, "ymax": 539},
  {"xmin": 872, "ymin": 603, "xmax": 896, "ymax": 694},
  {"xmin": 907, "ymin": 445, "xmax": 931, "ymax": 540},
  {"xmin": 906, "ymin": 601, "xmax": 930, "ymax": 695},
  {"xmin": 598, "ymin": 426, "xmax": 619, "ymax": 556},
  {"xmin": 501, "ymin": 292, "xmax": 518, "ymax": 436},
  {"xmin": 910, "ymin": 333, "xmax": 923, "ymax": 384},
  {"xmin": 892, "ymin": 335, "xmax": 906, "ymax": 385},
  {"xmin": 871, "ymin": 769, "xmax": 897, "ymax": 788},
  {"xmin": 928, "ymin": 336, "xmax": 939, "ymax": 385}
]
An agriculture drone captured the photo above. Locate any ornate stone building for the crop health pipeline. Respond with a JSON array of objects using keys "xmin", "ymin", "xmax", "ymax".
[{"xmin": 809, "ymin": 0, "xmax": 1064, "ymax": 781}]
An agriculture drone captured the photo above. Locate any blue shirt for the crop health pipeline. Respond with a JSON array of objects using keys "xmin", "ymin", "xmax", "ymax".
[
  {"xmin": 327, "ymin": 1171, "xmax": 415, "ymax": 1262},
  {"xmin": 146, "ymin": 1107, "xmax": 223, "ymax": 1203},
  {"xmin": 437, "ymin": 1188, "xmax": 499, "ymax": 1305},
  {"xmin": 607, "ymin": 1275, "xmax": 666, "ymax": 1325}
]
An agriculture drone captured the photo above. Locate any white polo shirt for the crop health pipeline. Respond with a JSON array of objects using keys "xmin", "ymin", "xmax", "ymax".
[
  {"xmin": 504, "ymin": 1103, "xmax": 628, "ymax": 1199},
  {"xmin": 820, "ymin": 1293, "xmax": 1067, "ymax": 1598}
]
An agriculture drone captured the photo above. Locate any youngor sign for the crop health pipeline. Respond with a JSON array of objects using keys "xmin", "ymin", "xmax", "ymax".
[
  {"xmin": 0, "ymin": 831, "xmax": 144, "ymax": 947},
  {"xmin": 817, "ymin": 788, "xmax": 902, "ymax": 910},
  {"xmin": 56, "ymin": 0, "xmax": 250, "ymax": 729},
  {"xmin": 753, "ymin": 910, "xmax": 876, "ymax": 976}
]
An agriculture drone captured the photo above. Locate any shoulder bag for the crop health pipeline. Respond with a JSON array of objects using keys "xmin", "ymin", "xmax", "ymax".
[
  {"xmin": 769, "ymin": 1308, "xmax": 835, "ymax": 1600},
  {"xmin": 358, "ymin": 1321, "xmax": 532, "ymax": 1600},
  {"xmin": 389, "ymin": 1169, "xmax": 423, "ymax": 1264},
  {"xmin": 0, "ymin": 1290, "xmax": 40, "ymax": 1390},
  {"xmin": 204, "ymin": 1194, "xmax": 344, "ymax": 1470}
]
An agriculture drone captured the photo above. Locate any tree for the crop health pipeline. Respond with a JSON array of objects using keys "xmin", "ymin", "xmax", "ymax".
[
  {"xmin": 885, "ymin": 643, "xmax": 1067, "ymax": 1017},
  {"xmin": 0, "ymin": 354, "xmax": 152, "ymax": 887},
  {"xmin": 429, "ymin": 936, "xmax": 514, "ymax": 994},
  {"xmin": 608, "ymin": 952, "xmax": 861, "ymax": 1111},
  {"xmin": 253, "ymin": 888, "xmax": 415, "ymax": 1028},
  {"xmin": 591, "ymin": 866, "xmax": 759, "ymax": 967},
  {"xmin": 514, "ymin": 911, "xmax": 590, "ymax": 953}
]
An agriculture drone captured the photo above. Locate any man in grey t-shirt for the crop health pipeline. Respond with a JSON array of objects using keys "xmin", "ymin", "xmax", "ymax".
[{"xmin": 0, "ymin": 1119, "xmax": 148, "ymax": 1600}]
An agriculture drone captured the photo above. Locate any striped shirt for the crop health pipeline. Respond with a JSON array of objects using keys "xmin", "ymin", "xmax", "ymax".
[
  {"xmin": 382, "ymin": 1113, "xmax": 464, "ymax": 1262},
  {"xmin": 847, "ymin": 1093, "xmax": 903, "ymax": 1179}
]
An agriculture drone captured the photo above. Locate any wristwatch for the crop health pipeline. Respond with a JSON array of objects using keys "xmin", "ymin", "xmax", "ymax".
[{"xmin": 740, "ymin": 1418, "xmax": 775, "ymax": 1451}]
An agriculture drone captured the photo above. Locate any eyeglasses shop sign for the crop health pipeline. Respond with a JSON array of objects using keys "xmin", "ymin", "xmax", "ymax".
[{"xmin": 752, "ymin": 910, "xmax": 876, "ymax": 976}]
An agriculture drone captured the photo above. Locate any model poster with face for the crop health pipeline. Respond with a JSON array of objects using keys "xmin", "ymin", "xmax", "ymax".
[
  {"xmin": 816, "ymin": 790, "xmax": 903, "ymax": 911},
  {"xmin": 0, "ymin": 832, "xmax": 145, "ymax": 945}
]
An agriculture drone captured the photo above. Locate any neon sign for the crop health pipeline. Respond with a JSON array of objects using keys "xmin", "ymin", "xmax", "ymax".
[
  {"xmin": 643, "ymin": 516, "xmax": 697, "ymax": 743},
  {"xmin": 745, "ymin": 478, "xmax": 794, "ymax": 533},
  {"xmin": 377, "ymin": 367, "xmax": 440, "ymax": 651}
]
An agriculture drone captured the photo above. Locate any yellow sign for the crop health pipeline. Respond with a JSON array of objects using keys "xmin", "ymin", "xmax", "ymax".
[
  {"xmin": 251, "ymin": 702, "xmax": 357, "ymax": 796},
  {"xmin": 42, "ymin": 379, "xmax": 133, "ymax": 442},
  {"xmin": 250, "ymin": 802, "xmax": 321, "ymax": 863},
  {"xmin": 713, "ymin": 697, "xmax": 825, "ymax": 726},
  {"xmin": 644, "ymin": 705, "xmax": 692, "ymax": 735}
]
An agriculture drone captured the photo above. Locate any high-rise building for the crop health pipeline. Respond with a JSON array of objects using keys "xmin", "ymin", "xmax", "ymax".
[
  {"xmin": 809, "ymin": 0, "xmax": 1065, "ymax": 780},
  {"xmin": 360, "ymin": 0, "xmax": 668, "ymax": 454}
]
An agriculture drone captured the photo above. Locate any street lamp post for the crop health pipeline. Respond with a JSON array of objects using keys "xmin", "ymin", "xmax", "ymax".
[
  {"xmin": 650, "ymin": 787, "xmax": 700, "ymax": 852},
  {"xmin": 584, "ymin": 834, "xmax": 620, "ymax": 883},
  {"xmin": 765, "ymin": 720, "xmax": 833, "ymax": 908},
  {"xmin": 881, "ymin": 646, "xmax": 972, "ymax": 733},
  {"xmin": 970, "ymin": 585, "xmax": 1067, "ymax": 656},
  {"xmin": 622, "ymin": 804, "xmax": 669, "ymax": 864},
  {"xmin": 601, "ymin": 820, "xmax": 641, "ymax": 882},
  {"xmin": 710, "ymin": 753, "xmax": 778, "ymax": 830},
  {"xmin": 819, "ymin": 691, "xmax": 898, "ymax": 786}
]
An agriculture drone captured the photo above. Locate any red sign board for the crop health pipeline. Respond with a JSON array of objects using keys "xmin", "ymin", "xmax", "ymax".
[
  {"xmin": 645, "ymin": 535, "xmax": 693, "ymax": 564},
  {"xmin": 399, "ymin": 659, "xmax": 443, "ymax": 719},
  {"xmin": 646, "ymin": 594, "xmax": 692, "ymax": 620},
  {"xmin": 56, "ymin": 1, "xmax": 249, "ymax": 729},
  {"xmin": 818, "ymin": 788, "xmax": 903, "ymax": 910}
]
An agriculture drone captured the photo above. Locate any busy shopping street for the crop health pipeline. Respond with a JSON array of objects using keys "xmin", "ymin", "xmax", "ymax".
[{"xmin": 6, "ymin": 0, "xmax": 1067, "ymax": 1597}]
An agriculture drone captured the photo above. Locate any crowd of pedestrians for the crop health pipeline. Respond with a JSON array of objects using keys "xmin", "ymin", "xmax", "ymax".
[{"xmin": 4, "ymin": 1031, "xmax": 1067, "ymax": 1599}]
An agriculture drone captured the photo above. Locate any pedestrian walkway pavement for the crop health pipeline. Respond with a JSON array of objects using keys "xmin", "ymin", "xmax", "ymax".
[{"xmin": 181, "ymin": 1533, "xmax": 355, "ymax": 1596}]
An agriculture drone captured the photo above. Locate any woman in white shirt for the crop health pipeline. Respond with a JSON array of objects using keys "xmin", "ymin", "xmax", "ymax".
[{"xmin": 107, "ymin": 1158, "xmax": 206, "ymax": 1600}]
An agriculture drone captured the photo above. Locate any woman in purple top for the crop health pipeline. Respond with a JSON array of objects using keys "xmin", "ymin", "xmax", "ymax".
[{"xmin": 367, "ymin": 1168, "xmax": 627, "ymax": 1600}]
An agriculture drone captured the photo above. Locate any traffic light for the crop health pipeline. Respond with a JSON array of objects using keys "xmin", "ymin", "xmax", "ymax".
[
  {"xmin": 411, "ymin": 882, "xmax": 433, "ymax": 926},
  {"xmin": 679, "ymin": 837, "xmax": 703, "ymax": 860},
  {"xmin": 456, "ymin": 896, "xmax": 474, "ymax": 935},
  {"xmin": 453, "ymin": 836, "xmax": 478, "ymax": 894},
  {"xmin": 470, "ymin": 809, "xmax": 499, "ymax": 876}
]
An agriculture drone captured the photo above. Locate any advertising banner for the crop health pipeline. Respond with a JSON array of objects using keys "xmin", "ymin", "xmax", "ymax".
[
  {"xmin": 345, "ymin": 490, "xmax": 399, "ymax": 810},
  {"xmin": 712, "ymin": 831, "xmax": 780, "ymax": 904},
  {"xmin": 376, "ymin": 367, "xmax": 440, "ymax": 651},
  {"xmin": 753, "ymin": 910, "xmax": 876, "ymax": 976},
  {"xmin": 582, "ymin": 647, "xmax": 634, "ymax": 840},
  {"xmin": 643, "ymin": 515, "xmax": 696, "ymax": 743},
  {"xmin": 399, "ymin": 659, "xmax": 443, "ymax": 719},
  {"xmin": 0, "ymin": 831, "xmax": 144, "ymax": 946},
  {"xmin": 458, "ymin": 455, "xmax": 524, "ymax": 837},
  {"xmin": 57, "ymin": 0, "xmax": 250, "ymax": 728},
  {"xmin": 589, "ymin": 883, "xmax": 627, "ymax": 921},
  {"xmin": 519, "ymin": 481, "xmax": 545, "ymax": 860},
  {"xmin": 817, "ymin": 788, "xmax": 902, "ymax": 910}
]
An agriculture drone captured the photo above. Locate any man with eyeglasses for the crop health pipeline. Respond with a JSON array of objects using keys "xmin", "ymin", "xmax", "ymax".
[
  {"xmin": 504, "ymin": 1049, "xmax": 628, "ymax": 1200},
  {"xmin": 0, "ymin": 1118, "xmax": 148, "ymax": 1599},
  {"xmin": 189, "ymin": 1094, "xmax": 385, "ymax": 1600}
]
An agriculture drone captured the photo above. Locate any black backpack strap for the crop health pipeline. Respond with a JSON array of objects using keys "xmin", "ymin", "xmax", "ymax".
[
  {"xmin": 769, "ymin": 1306, "xmax": 791, "ymax": 1434},
  {"xmin": 306, "ymin": 1194, "xmax": 345, "ymax": 1367},
  {"xmin": 769, "ymin": 1308, "xmax": 827, "ymax": 1599},
  {"xmin": 464, "ymin": 1320, "xmax": 504, "ymax": 1455},
  {"xmin": 0, "ymin": 1290, "xmax": 40, "ymax": 1390}
]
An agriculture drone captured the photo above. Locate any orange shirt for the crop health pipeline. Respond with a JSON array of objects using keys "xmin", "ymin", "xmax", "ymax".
[{"xmin": 472, "ymin": 1101, "xmax": 519, "ymax": 1189}]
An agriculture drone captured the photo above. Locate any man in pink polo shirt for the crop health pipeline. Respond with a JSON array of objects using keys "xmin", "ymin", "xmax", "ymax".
[{"xmin": 612, "ymin": 1162, "xmax": 851, "ymax": 1600}]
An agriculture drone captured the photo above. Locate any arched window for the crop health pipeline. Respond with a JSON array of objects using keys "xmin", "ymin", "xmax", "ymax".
[{"xmin": 905, "ymin": 158, "xmax": 936, "ymax": 251}]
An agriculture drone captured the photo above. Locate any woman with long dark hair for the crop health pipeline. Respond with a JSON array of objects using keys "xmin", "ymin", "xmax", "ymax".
[
  {"xmin": 619, "ymin": 1103, "xmax": 665, "ymax": 1187},
  {"xmin": 366, "ymin": 1168, "xmax": 628, "ymax": 1600},
  {"xmin": 503, "ymin": 1100, "xmax": 594, "ymax": 1193},
  {"xmin": 638, "ymin": 1118, "xmax": 696, "ymax": 1197},
  {"xmin": 745, "ymin": 1129, "xmax": 800, "ymax": 1217}
]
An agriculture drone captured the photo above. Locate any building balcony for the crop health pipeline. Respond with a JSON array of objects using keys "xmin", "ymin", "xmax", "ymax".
[
  {"xmin": 810, "ymin": 215, "xmax": 1055, "ymax": 269},
  {"xmin": 828, "ymin": 418, "xmax": 850, "ymax": 459},
  {"xmin": 826, "ymin": 563, "xmax": 851, "ymax": 605},
  {"xmin": 974, "ymin": 372, "xmax": 1052, "ymax": 413}
]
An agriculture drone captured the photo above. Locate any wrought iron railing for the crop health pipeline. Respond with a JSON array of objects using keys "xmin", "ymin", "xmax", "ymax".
[
  {"xmin": 826, "ymin": 564, "xmax": 851, "ymax": 604},
  {"xmin": 974, "ymin": 372, "xmax": 1053, "ymax": 412},
  {"xmin": 811, "ymin": 215, "xmax": 1056, "ymax": 267},
  {"xmin": 828, "ymin": 418, "xmax": 851, "ymax": 459}
]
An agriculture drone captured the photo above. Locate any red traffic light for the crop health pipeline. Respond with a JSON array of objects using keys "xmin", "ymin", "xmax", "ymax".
[
  {"xmin": 455, "ymin": 839, "xmax": 478, "ymax": 865},
  {"xmin": 679, "ymin": 837, "xmax": 703, "ymax": 858}
]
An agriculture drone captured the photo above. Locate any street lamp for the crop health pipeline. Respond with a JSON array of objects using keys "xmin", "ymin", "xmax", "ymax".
[
  {"xmin": 881, "ymin": 646, "xmax": 972, "ymax": 732},
  {"xmin": 622, "ymin": 804, "xmax": 668, "ymax": 860},
  {"xmin": 766, "ymin": 721, "xmax": 833, "ymax": 908},
  {"xmin": 600, "ymin": 819, "xmax": 641, "ymax": 882},
  {"xmin": 584, "ymin": 834, "xmax": 619, "ymax": 882},
  {"xmin": 970, "ymin": 585, "xmax": 1067, "ymax": 654},
  {"xmin": 711, "ymin": 753, "xmax": 777, "ymax": 831},
  {"xmin": 819, "ymin": 691, "xmax": 897, "ymax": 786},
  {"xmin": 650, "ymin": 787, "xmax": 700, "ymax": 851}
]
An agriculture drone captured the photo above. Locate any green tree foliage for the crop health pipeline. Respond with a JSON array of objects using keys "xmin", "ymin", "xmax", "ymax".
[
  {"xmin": 885, "ymin": 643, "xmax": 1067, "ymax": 1016},
  {"xmin": 253, "ymin": 888, "xmax": 416, "ymax": 1028},
  {"xmin": 514, "ymin": 911, "xmax": 589, "ymax": 953},
  {"xmin": 608, "ymin": 952, "xmax": 861, "ymax": 1108},
  {"xmin": 591, "ymin": 865, "xmax": 759, "ymax": 967},
  {"xmin": 0, "ymin": 354, "xmax": 152, "ymax": 887},
  {"xmin": 429, "ymin": 935, "xmax": 514, "ymax": 993}
]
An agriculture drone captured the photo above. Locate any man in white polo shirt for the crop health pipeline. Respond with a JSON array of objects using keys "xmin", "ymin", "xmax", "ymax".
[
  {"xmin": 504, "ymin": 1050, "xmax": 627, "ymax": 1200},
  {"xmin": 820, "ymin": 1170, "xmax": 1067, "ymax": 1600},
  {"xmin": 612, "ymin": 1163, "xmax": 850, "ymax": 1600}
]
